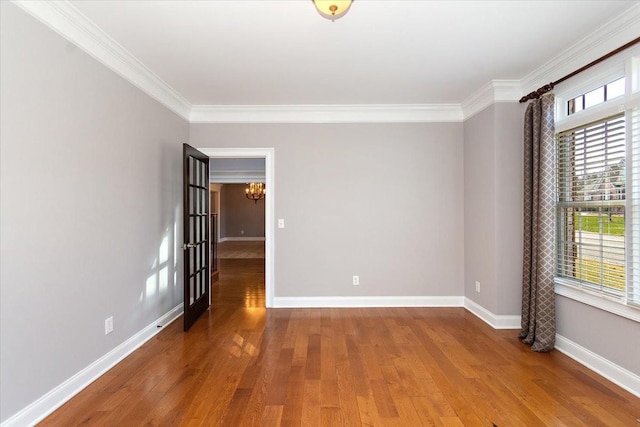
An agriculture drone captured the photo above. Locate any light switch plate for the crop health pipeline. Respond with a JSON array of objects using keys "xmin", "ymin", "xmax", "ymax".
[{"xmin": 105, "ymin": 316, "xmax": 113, "ymax": 335}]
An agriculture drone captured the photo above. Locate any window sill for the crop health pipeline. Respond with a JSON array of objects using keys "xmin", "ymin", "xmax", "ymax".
[{"xmin": 554, "ymin": 278, "xmax": 640, "ymax": 323}]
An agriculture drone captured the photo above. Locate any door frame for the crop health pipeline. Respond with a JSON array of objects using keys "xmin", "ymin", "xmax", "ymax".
[
  {"xmin": 209, "ymin": 183, "xmax": 222, "ymax": 243},
  {"xmin": 200, "ymin": 147, "xmax": 275, "ymax": 308}
]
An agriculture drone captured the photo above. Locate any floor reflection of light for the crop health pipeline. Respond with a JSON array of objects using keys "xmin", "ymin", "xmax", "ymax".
[
  {"xmin": 243, "ymin": 342, "xmax": 257, "ymax": 356},
  {"xmin": 244, "ymin": 290, "xmax": 263, "ymax": 307},
  {"xmin": 227, "ymin": 332, "xmax": 259, "ymax": 358},
  {"xmin": 229, "ymin": 345, "xmax": 242, "ymax": 358},
  {"xmin": 233, "ymin": 334, "xmax": 244, "ymax": 347},
  {"xmin": 242, "ymin": 307, "xmax": 264, "ymax": 320}
]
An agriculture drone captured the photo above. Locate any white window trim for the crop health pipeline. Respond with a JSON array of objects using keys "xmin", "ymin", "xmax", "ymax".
[
  {"xmin": 555, "ymin": 96, "xmax": 626, "ymax": 133},
  {"xmin": 555, "ymin": 278, "xmax": 640, "ymax": 323},
  {"xmin": 554, "ymin": 44, "xmax": 640, "ymax": 124},
  {"xmin": 553, "ymin": 53, "xmax": 640, "ymax": 321}
]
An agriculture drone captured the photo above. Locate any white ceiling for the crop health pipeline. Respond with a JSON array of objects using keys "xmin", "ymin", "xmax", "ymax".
[{"xmin": 66, "ymin": 0, "xmax": 637, "ymax": 108}]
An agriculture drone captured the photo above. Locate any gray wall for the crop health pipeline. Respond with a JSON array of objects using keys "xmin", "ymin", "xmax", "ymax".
[
  {"xmin": 493, "ymin": 103, "xmax": 525, "ymax": 314},
  {"xmin": 465, "ymin": 103, "xmax": 639, "ymax": 377},
  {"xmin": 557, "ymin": 296, "xmax": 640, "ymax": 375},
  {"xmin": 464, "ymin": 106, "xmax": 498, "ymax": 311},
  {"xmin": 463, "ymin": 103, "xmax": 524, "ymax": 315},
  {"xmin": 0, "ymin": 3, "xmax": 188, "ymax": 422},
  {"xmin": 210, "ymin": 158, "xmax": 265, "ymax": 171},
  {"xmin": 190, "ymin": 123, "xmax": 465, "ymax": 298},
  {"xmin": 221, "ymin": 184, "xmax": 266, "ymax": 238}
]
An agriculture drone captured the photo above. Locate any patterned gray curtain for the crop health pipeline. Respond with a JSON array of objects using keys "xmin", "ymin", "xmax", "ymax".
[{"xmin": 520, "ymin": 93, "xmax": 556, "ymax": 352}]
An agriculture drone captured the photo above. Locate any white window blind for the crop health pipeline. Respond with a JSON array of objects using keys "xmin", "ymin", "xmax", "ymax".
[
  {"xmin": 629, "ymin": 105, "xmax": 640, "ymax": 305},
  {"xmin": 556, "ymin": 114, "xmax": 627, "ymax": 298}
]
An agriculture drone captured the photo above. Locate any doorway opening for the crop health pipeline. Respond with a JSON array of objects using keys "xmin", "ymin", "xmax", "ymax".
[{"xmin": 200, "ymin": 148, "xmax": 275, "ymax": 308}]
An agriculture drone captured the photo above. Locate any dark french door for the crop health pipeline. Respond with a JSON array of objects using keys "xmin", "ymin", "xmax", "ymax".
[{"xmin": 182, "ymin": 144, "xmax": 210, "ymax": 331}]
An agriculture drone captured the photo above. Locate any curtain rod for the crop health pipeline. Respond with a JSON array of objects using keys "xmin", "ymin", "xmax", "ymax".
[{"xmin": 519, "ymin": 36, "xmax": 640, "ymax": 103}]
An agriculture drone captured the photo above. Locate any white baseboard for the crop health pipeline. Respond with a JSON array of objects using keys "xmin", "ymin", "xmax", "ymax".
[
  {"xmin": 1, "ymin": 304, "xmax": 184, "ymax": 427},
  {"xmin": 273, "ymin": 296, "xmax": 465, "ymax": 308},
  {"xmin": 274, "ymin": 296, "xmax": 521, "ymax": 329},
  {"xmin": 555, "ymin": 334, "xmax": 640, "ymax": 398},
  {"xmin": 218, "ymin": 237, "xmax": 265, "ymax": 242},
  {"xmin": 463, "ymin": 298, "xmax": 521, "ymax": 329}
]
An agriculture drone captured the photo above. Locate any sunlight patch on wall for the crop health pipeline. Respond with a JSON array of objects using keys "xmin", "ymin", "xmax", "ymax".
[
  {"xmin": 159, "ymin": 266, "xmax": 168, "ymax": 292},
  {"xmin": 146, "ymin": 272, "xmax": 157, "ymax": 297},
  {"xmin": 159, "ymin": 234, "xmax": 169, "ymax": 264},
  {"xmin": 174, "ymin": 207, "xmax": 180, "ymax": 268}
]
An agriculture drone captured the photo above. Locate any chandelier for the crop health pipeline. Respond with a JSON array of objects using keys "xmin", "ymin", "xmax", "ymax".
[
  {"xmin": 312, "ymin": 0, "xmax": 353, "ymax": 21},
  {"xmin": 245, "ymin": 183, "xmax": 266, "ymax": 203}
]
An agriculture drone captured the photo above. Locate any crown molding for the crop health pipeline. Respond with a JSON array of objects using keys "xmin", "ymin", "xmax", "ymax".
[
  {"xmin": 461, "ymin": 80, "xmax": 522, "ymax": 120},
  {"xmin": 12, "ymin": 0, "xmax": 192, "ymax": 120},
  {"xmin": 190, "ymin": 104, "xmax": 464, "ymax": 123},
  {"xmin": 12, "ymin": 1, "xmax": 638, "ymax": 125},
  {"xmin": 520, "ymin": 3, "xmax": 640, "ymax": 95}
]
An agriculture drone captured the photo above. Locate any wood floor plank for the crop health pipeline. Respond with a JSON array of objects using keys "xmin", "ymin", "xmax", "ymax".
[
  {"xmin": 391, "ymin": 395, "xmax": 424, "ymax": 426},
  {"xmin": 300, "ymin": 379, "xmax": 321, "ymax": 427},
  {"xmin": 261, "ymin": 405, "xmax": 283, "ymax": 426},
  {"xmin": 370, "ymin": 378, "xmax": 399, "ymax": 418},
  {"xmin": 571, "ymin": 396, "xmax": 636, "ymax": 427},
  {"xmin": 355, "ymin": 395, "xmax": 383, "ymax": 426},
  {"xmin": 319, "ymin": 406, "xmax": 343, "ymax": 426},
  {"xmin": 319, "ymin": 378, "xmax": 340, "ymax": 408},
  {"xmin": 264, "ymin": 347, "xmax": 294, "ymax": 406},
  {"xmin": 440, "ymin": 417, "xmax": 466, "ymax": 427},
  {"xmin": 358, "ymin": 344, "xmax": 385, "ymax": 381},
  {"xmin": 304, "ymin": 333, "xmax": 321, "ymax": 380},
  {"xmin": 38, "ymin": 255, "xmax": 640, "ymax": 427},
  {"xmin": 219, "ymin": 388, "xmax": 252, "ymax": 427},
  {"xmin": 344, "ymin": 334, "xmax": 371, "ymax": 397},
  {"xmin": 280, "ymin": 365, "xmax": 305, "ymax": 427},
  {"xmin": 335, "ymin": 359, "xmax": 363, "ymax": 426},
  {"xmin": 415, "ymin": 378, "xmax": 457, "ymax": 418},
  {"xmin": 410, "ymin": 396, "xmax": 442, "ymax": 427}
]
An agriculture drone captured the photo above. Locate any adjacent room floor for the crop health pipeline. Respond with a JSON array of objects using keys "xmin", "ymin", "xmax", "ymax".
[{"xmin": 216, "ymin": 240, "xmax": 265, "ymax": 260}]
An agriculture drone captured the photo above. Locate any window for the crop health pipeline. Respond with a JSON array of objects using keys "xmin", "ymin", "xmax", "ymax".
[
  {"xmin": 556, "ymin": 114, "xmax": 626, "ymax": 298},
  {"xmin": 630, "ymin": 106, "xmax": 640, "ymax": 306},
  {"xmin": 567, "ymin": 77, "xmax": 625, "ymax": 115},
  {"xmin": 555, "ymin": 67, "xmax": 640, "ymax": 311}
]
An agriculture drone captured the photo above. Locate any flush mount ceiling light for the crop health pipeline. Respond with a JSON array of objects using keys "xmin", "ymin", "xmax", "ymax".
[{"xmin": 312, "ymin": 0, "xmax": 353, "ymax": 21}]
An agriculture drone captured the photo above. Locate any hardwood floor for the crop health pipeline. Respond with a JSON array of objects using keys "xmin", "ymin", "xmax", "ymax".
[
  {"xmin": 216, "ymin": 241, "xmax": 265, "ymax": 260},
  {"xmin": 41, "ymin": 258, "xmax": 639, "ymax": 426}
]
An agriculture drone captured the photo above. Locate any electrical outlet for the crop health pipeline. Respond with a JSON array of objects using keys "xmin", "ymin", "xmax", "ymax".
[
  {"xmin": 240, "ymin": 230, "xmax": 244, "ymax": 235},
  {"xmin": 105, "ymin": 316, "xmax": 113, "ymax": 335},
  {"xmin": 278, "ymin": 219, "xmax": 285, "ymax": 228},
  {"xmin": 475, "ymin": 281, "xmax": 481, "ymax": 293},
  {"xmin": 353, "ymin": 275, "xmax": 360, "ymax": 286}
]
